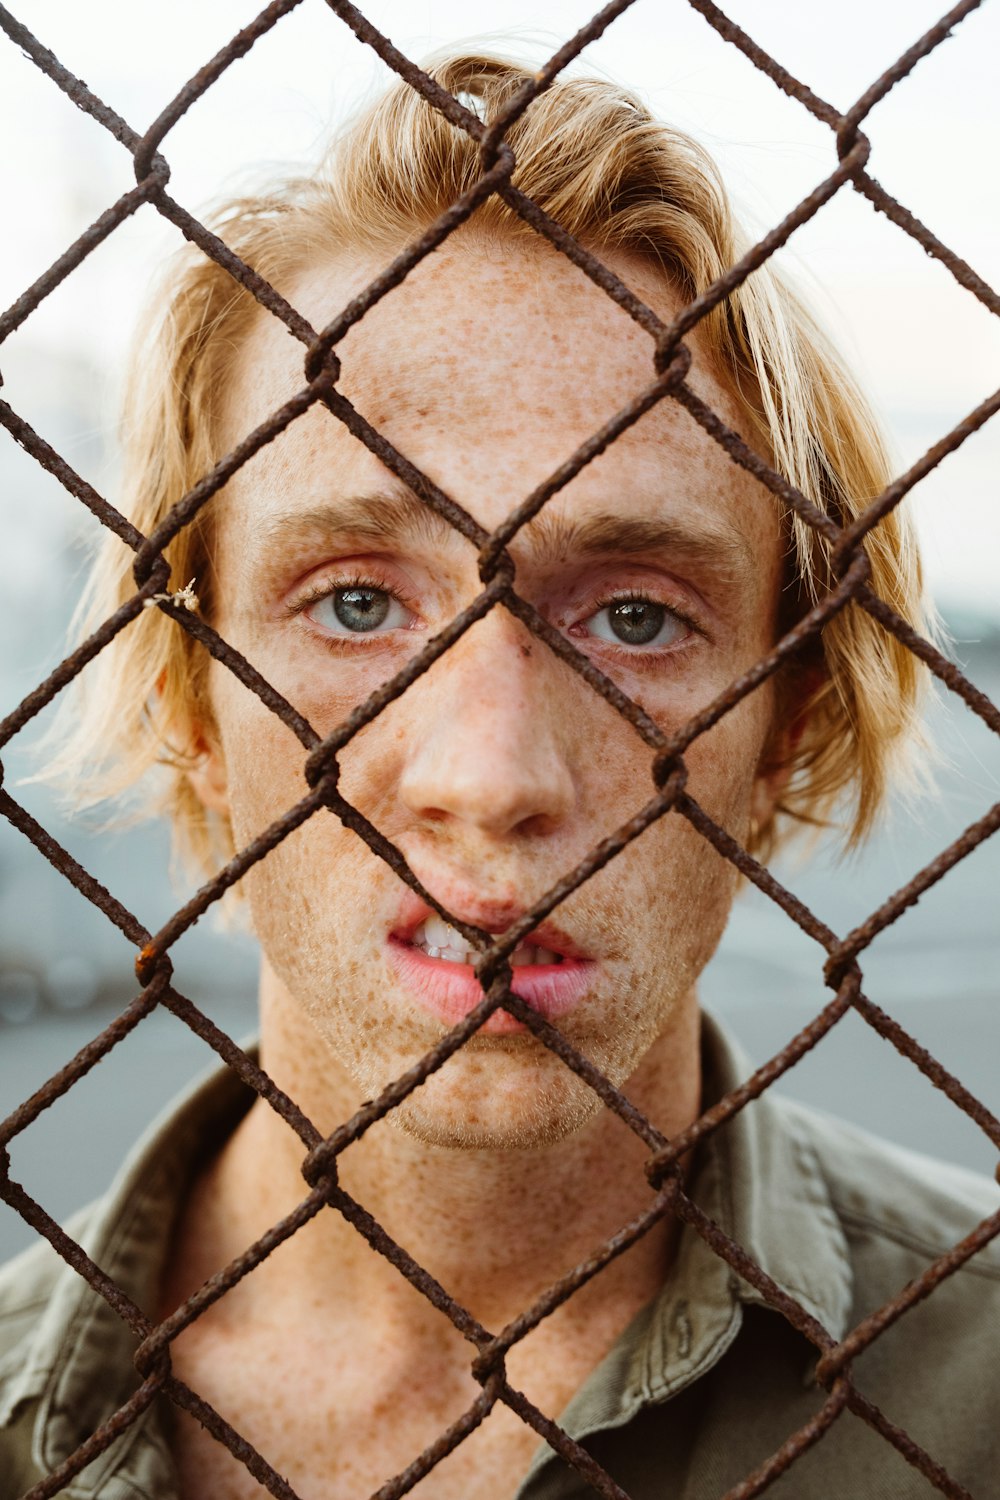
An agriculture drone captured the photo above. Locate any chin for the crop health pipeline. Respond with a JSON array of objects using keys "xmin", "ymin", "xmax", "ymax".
[{"xmin": 366, "ymin": 1044, "xmax": 609, "ymax": 1153}]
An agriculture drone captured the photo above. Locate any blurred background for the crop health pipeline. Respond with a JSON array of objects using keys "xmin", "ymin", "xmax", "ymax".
[{"xmin": 1, "ymin": 0, "xmax": 998, "ymax": 1260}]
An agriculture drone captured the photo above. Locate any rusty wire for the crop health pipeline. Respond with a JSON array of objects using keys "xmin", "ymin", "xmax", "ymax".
[{"xmin": 0, "ymin": 0, "xmax": 998, "ymax": 1496}]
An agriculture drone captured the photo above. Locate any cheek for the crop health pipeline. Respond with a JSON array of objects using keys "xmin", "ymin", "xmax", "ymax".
[
  {"xmin": 679, "ymin": 681, "xmax": 775, "ymax": 834},
  {"xmin": 602, "ymin": 809, "xmax": 739, "ymax": 1026},
  {"xmin": 205, "ymin": 672, "xmax": 399, "ymax": 993},
  {"xmin": 244, "ymin": 816, "xmax": 382, "ymax": 1012},
  {"xmin": 219, "ymin": 703, "xmax": 314, "ymax": 848}
]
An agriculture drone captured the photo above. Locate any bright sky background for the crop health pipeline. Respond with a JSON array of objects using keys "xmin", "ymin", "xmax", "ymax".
[{"xmin": 2, "ymin": 0, "xmax": 998, "ymax": 615}]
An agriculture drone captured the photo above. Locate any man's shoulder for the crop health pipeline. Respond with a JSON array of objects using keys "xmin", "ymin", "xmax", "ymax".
[
  {"xmin": 704, "ymin": 1013, "xmax": 1000, "ymax": 1311},
  {"xmin": 777, "ymin": 1092, "xmax": 1000, "ymax": 1252},
  {"xmin": 772, "ymin": 1090, "xmax": 1000, "ymax": 1344}
]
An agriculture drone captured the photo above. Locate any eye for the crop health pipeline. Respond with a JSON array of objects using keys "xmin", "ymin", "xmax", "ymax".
[
  {"xmin": 582, "ymin": 596, "xmax": 689, "ymax": 649},
  {"xmin": 307, "ymin": 585, "xmax": 413, "ymax": 636}
]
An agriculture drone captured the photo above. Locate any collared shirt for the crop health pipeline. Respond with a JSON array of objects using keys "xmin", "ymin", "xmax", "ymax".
[{"xmin": 1, "ymin": 1015, "xmax": 998, "ymax": 1499}]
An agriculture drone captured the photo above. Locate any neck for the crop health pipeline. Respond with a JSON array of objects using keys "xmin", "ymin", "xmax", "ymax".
[{"xmin": 194, "ymin": 967, "xmax": 701, "ymax": 1351}]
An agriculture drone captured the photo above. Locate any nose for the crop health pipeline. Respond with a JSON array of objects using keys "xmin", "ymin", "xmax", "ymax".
[{"xmin": 397, "ymin": 608, "xmax": 576, "ymax": 839}]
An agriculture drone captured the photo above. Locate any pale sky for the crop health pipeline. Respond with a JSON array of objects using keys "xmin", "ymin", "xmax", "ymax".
[{"xmin": 2, "ymin": 0, "xmax": 998, "ymax": 614}]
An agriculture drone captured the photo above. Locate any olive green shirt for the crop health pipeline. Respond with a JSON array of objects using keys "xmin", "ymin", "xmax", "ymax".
[{"xmin": 1, "ymin": 1016, "xmax": 998, "ymax": 1498}]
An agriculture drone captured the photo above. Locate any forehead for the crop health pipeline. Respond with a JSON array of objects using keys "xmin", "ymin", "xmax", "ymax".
[{"xmin": 219, "ymin": 234, "xmax": 781, "ymax": 580}]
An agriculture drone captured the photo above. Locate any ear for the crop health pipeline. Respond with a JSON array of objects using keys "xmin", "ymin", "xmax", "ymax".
[
  {"xmin": 186, "ymin": 726, "xmax": 230, "ymax": 816},
  {"xmin": 749, "ymin": 753, "xmax": 789, "ymax": 835}
]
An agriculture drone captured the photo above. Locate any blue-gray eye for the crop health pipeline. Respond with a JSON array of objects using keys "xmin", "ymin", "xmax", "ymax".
[
  {"xmin": 334, "ymin": 586, "xmax": 390, "ymax": 632},
  {"xmin": 608, "ymin": 599, "xmax": 664, "ymax": 644},
  {"xmin": 584, "ymin": 598, "xmax": 686, "ymax": 648},
  {"xmin": 307, "ymin": 586, "xmax": 411, "ymax": 635}
]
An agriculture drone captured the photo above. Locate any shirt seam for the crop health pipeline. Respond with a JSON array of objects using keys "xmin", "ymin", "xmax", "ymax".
[
  {"xmin": 836, "ymin": 1206, "xmax": 1000, "ymax": 1279},
  {"xmin": 719, "ymin": 1108, "xmax": 740, "ymax": 1305}
]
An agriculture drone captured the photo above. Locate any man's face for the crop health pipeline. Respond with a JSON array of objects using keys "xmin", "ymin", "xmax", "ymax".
[{"xmin": 200, "ymin": 235, "xmax": 785, "ymax": 1148}]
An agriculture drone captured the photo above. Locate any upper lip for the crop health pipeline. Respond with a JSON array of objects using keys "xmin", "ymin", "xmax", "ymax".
[{"xmin": 389, "ymin": 889, "xmax": 592, "ymax": 962}]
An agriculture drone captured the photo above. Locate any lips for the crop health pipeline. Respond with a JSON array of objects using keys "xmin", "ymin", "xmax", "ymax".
[{"xmin": 385, "ymin": 893, "xmax": 596, "ymax": 1035}]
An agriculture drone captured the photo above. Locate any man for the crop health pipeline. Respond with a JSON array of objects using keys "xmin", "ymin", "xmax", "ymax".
[{"xmin": 2, "ymin": 52, "xmax": 997, "ymax": 1500}]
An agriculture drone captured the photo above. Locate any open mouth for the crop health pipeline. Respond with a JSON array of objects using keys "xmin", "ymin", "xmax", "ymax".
[{"xmin": 386, "ymin": 908, "xmax": 594, "ymax": 1034}]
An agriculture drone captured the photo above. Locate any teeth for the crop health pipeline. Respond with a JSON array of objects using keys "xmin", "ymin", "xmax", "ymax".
[
  {"xmin": 413, "ymin": 918, "xmax": 477, "ymax": 964},
  {"xmin": 422, "ymin": 914, "xmax": 463, "ymax": 950},
  {"xmin": 511, "ymin": 946, "xmax": 561, "ymax": 966},
  {"xmin": 411, "ymin": 919, "xmax": 564, "ymax": 967}
]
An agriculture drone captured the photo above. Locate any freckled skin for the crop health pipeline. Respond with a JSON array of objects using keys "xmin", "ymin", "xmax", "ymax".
[{"xmin": 162, "ymin": 235, "xmax": 789, "ymax": 1497}]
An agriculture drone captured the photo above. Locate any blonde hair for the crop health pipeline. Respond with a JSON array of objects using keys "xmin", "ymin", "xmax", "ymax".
[{"xmin": 46, "ymin": 51, "xmax": 928, "ymax": 876}]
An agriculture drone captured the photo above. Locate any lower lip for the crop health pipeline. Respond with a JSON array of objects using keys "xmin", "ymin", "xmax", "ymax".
[{"xmin": 385, "ymin": 937, "xmax": 596, "ymax": 1035}]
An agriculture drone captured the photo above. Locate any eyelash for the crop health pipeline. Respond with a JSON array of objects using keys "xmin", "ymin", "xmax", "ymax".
[
  {"xmin": 289, "ymin": 574, "xmax": 704, "ymax": 661},
  {"xmin": 574, "ymin": 590, "xmax": 702, "ymax": 657},
  {"xmin": 289, "ymin": 569, "xmax": 417, "ymax": 628}
]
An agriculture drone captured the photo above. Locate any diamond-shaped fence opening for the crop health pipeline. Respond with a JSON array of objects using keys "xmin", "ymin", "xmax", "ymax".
[{"xmin": 1, "ymin": 1, "xmax": 999, "ymax": 1497}]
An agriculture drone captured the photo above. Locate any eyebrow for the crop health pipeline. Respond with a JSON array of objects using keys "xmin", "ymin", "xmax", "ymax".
[
  {"xmin": 260, "ymin": 489, "xmax": 755, "ymax": 585},
  {"xmin": 260, "ymin": 490, "xmax": 454, "ymax": 553},
  {"xmin": 529, "ymin": 509, "xmax": 755, "ymax": 584}
]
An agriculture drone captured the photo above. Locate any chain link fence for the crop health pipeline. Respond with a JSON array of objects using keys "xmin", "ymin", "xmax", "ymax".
[{"xmin": 1, "ymin": 1, "xmax": 999, "ymax": 1496}]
